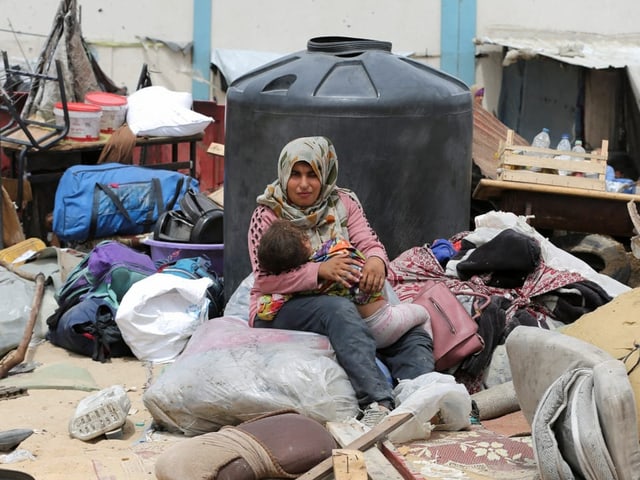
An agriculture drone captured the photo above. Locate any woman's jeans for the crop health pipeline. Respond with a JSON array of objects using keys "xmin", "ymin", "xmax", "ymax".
[{"xmin": 253, "ymin": 294, "xmax": 434, "ymax": 409}]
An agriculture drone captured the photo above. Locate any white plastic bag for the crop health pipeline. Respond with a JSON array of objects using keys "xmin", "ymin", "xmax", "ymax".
[
  {"xmin": 125, "ymin": 86, "xmax": 213, "ymax": 137},
  {"xmin": 142, "ymin": 316, "xmax": 359, "ymax": 435},
  {"xmin": 223, "ymin": 273, "xmax": 254, "ymax": 321},
  {"xmin": 389, "ymin": 372, "xmax": 472, "ymax": 443},
  {"xmin": 115, "ymin": 273, "xmax": 212, "ymax": 363}
]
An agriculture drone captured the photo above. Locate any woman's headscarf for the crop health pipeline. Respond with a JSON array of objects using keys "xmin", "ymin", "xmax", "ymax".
[{"xmin": 257, "ymin": 136, "xmax": 351, "ymax": 249}]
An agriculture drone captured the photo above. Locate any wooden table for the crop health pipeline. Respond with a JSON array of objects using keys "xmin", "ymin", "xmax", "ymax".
[
  {"xmin": 473, "ymin": 178, "xmax": 640, "ymax": 237},
  {"xmin": 0, "ymin": 128, "xmax": 203, "ymax": 244}
]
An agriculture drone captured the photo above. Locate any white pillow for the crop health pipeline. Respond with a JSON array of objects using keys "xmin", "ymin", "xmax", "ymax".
[{"xmin": 126, "ymin": 86, "xmax": 213, "ymax": 137}]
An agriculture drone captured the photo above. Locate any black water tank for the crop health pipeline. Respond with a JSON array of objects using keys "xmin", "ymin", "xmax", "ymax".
[{"xmin": 224, "ymin": 36, "xmax": 472, "ymax": 299}]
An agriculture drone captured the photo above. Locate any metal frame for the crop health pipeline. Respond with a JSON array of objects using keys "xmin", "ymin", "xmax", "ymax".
[{"xmin": 0, "ymin": 50, "xmax": 71, "ymax": 248}]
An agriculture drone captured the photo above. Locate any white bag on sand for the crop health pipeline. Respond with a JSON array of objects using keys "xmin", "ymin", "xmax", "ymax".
[
  {"xmin": 143, "ymin": 316, "xmax": 359, "ymax": 435},
  {"xmin": 389, "ymin": 372, "xmax": 472, "ymax": 443},
  {"xmin": 115, "ymin": 273, "xmax": 212, "ymax": 363}
]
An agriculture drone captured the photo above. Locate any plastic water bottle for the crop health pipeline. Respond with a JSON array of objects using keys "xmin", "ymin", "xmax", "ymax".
[
  {"xmin": 555, "ymin": 133, "xmax": 572, "ymax": 175},
  {"xmin": 530, "ymin": 128, "xmax": 551, "ymax": 172},
  {"xmin": 571, "ymin": 140, "xmax": 587, "ymax": 177}
]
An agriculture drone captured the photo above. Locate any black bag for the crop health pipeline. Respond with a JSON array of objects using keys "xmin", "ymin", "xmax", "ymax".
[
  {"xmin": 47, "ymin": 296, "xmax": 133, "ymax": 362},
  {"xmin": 153, "ymin": 188, "xmax": 224, "ymax": 243}
]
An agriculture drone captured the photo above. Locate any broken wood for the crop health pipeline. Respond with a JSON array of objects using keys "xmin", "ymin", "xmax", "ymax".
[
  {"xmin": 327, "ymin": 421, "xmax": 404, "ymax": 480},
  {"xmin": 379, "ymin": 440, "xmax": 427, "ymax": 480},
  {"xmin": 298, "ymin": 412, "xmax": 413, "ymax": 480},
  {"xmin": 332, "ymin": 449, "xmax": 367, "ymax": 480}
]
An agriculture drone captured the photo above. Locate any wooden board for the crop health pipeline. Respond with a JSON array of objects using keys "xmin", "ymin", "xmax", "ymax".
[
  {"xmin": 297, "ymin": 413, "xmax": 413, "ymax": 480},
  {"xmin": 332, "ymin": 449, "xmax": 367, "ymax": 480},
  {"xmin": 1, "ymin": 127, "xmax": 203, "ymax": 153},
  {"xmin": 499, "ymin": 168, "xmax": 604, "ymax": 190},
  {"xmin": 473, "ymin": 178, "xmax": 640, "ymax": 237},
  {"xmin": 474, "ymin": 178, "xmax": 640, "ymax": 203},
  {"xmin": 327, "ymin": 421, "xmax": 405, "ymax": 480}
]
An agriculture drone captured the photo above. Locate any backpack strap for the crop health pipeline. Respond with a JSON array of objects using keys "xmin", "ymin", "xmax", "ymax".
[
  {"xmin": 165, "ymin": 176, "xmax": 186, "ymax": 211},
  {"xmin": 90, "ymin": 183, "xmax": 135, "ymax": 239}
]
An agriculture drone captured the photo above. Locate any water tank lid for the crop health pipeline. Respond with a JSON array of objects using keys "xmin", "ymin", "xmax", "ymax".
[{"xmin": 307, "ymin": 36, "xmax": 392, "ymax": 54}]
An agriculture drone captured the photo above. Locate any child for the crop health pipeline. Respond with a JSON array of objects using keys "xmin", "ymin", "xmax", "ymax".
[{"xmin": 256, "ymin": 219, "xmax": 429, "ymax": 348}]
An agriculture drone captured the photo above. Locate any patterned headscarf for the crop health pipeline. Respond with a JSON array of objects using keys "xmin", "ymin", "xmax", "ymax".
[{"xmin": 257, "ymin": 136, "xmax": 351, "ymax": 249}]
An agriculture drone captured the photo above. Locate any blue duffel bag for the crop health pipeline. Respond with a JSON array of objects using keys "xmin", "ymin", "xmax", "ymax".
[{"xmin": 53, "ymin": 162, "xmax": 198, "ymax": 242}]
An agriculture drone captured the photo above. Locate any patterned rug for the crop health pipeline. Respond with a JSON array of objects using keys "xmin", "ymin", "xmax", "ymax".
[{"xmin": 396, "ymin": 425, "xmax": 538, "ymax": 479}]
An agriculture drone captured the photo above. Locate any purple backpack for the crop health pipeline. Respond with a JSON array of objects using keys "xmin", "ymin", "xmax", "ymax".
[{"xmin": 52, "ymin": 240, "xmax": 157, "ymax": 314}]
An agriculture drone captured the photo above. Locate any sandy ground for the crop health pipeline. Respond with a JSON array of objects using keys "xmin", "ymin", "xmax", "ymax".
[
  {"xmin": 1, "ymin": 243, "xmax": 637, "ymax": 480},
  {"xmin": 0, "ymin": 341, "xmax": 183, "ymax": 480}
]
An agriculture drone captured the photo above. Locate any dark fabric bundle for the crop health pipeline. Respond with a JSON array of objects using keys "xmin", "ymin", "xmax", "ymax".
[
  {"xmin": 456, "ymin": 229, "xmax": 541, "ymax": 288},
  {"xmin": 460, "ymin": 295, "xmax": 510, "ymax": 377},
  {"xmin": 550, "ymin": 280, "xmax": 613, "ymax": 324},
  {"xmin": 502, "ymin": 307, "xmax": 540, "ymax": 340}
]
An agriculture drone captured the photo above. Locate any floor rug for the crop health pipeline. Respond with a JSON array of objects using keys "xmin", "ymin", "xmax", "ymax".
[{"xmin": 397, "ymin": 425, "xmax": 537, "ymax": 479}]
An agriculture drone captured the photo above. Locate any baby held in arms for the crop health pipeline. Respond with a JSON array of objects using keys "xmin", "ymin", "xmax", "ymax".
[{"xmin": 256, "ymin": 219, "xmax": 429, "ymax": 347}]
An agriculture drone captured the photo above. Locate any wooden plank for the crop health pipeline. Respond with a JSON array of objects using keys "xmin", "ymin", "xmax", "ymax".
[
  {"xmin": 503, "ymin": 144, "xmax": 608, "ymax": 161},
  {"xmin": 327, "ymin": 421, "xmax": 405, "ymax": 480},
  {"xmin": 298, "ymin": 413, "xmax": 413, "ymax": 480},
  {"xmin": 379, "ymin": 440, "xmax": 427, "ymax": 480},
  {"xmin": 474, "ymin": 178, "xmax": 640, "ymax": 202},
  {"xmin": 332, "ymin": 449, "xmax": 367, "ymax": 480},
  {"xmin": 499, "ymin": 170, "xmax": 605, "ymax": 191},
  {"xmin": 472, "ymin": 178, "xmax": 640, "ymax": 237},
  {"xmin": 1, "ymin": 130, "xmax": 203, "ymax": 153},
  {"xmin": 501, "ymin": 152, "xmax": 607, "ymax": 175}
]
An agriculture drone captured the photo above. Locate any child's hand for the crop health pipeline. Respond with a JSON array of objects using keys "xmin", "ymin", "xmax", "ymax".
[
  {"xmin": 359, "ymin": 256, "xmax": 386, "ymax": 294},
  {"xmin": 318, "ymin": 251, "xmax": 363, "ymax": 288}
]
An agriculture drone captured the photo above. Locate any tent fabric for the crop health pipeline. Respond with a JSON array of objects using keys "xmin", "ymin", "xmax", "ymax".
[{"xmin": 210, "ymin": 49, "xmax": 285, "ymax": 86}]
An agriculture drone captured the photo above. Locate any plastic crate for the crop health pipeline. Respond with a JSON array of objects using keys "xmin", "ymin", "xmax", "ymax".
[{"xmin": 143, "ymin": 237, "xmax": 223, "ymax": 275}]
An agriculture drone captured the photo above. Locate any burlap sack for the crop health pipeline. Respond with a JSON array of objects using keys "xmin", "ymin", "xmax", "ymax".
[
  {"xmin": 561, "ymin": 288, "xmax": 640, "ymax": 435},
  {"xmin": 155, "ymin": 410, "xmax": 337, "ymax": 480}
]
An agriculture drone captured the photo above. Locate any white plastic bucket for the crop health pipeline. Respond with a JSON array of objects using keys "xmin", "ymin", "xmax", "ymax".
[
  {"xmin": 54, "ymin": 102, "xmax": 102, "ymax": 141},
  {"xmin": 84, "ymin": 91, "xmax": 128, "ymax": 133}
]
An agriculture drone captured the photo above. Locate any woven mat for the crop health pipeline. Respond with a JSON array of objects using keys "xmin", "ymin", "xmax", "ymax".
[{"xmin": 396, "ymin": 425, "xmax": 537, "ymax": 479}]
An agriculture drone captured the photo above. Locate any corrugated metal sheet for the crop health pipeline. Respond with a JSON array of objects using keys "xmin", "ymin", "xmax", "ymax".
[
  {"xmin": 477, "ymin": 27, "xmax": 640, "ymax": 110},
  {"xmin": 477, "ymin": 27, "xmax": 640, "ymax": 69},
  {"xmin": 473, "ymin": 99, "xmax": 528, "ymax": 179}
]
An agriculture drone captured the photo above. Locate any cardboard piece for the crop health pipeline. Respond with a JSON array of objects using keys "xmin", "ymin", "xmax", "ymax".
[{"xmin": 207, "ymin": 142, "xmax": 225, "ymax": 156}]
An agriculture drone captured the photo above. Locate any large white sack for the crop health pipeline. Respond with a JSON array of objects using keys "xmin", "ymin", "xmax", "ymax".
[{"xmin": 143, "ymin": 316, "xmax": 359, "ymax": 436}]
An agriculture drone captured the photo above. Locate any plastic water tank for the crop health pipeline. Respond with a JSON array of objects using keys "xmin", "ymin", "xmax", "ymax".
[{"xmin": 224, "ymin": 36, "xmax": 472, "ymax": 299}]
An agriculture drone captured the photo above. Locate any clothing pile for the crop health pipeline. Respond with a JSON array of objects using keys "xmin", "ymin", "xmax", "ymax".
[{"xmin": 388, "ymin": 211, "xmax": 627, "ymax": 392}]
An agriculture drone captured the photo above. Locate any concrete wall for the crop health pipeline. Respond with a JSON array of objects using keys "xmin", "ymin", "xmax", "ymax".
[{"xmin": 2, "ymin": 0, "xmax": 640, "ymax": 101}]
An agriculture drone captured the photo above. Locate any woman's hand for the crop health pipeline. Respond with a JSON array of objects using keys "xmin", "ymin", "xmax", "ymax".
[
  {"xmin": 318, "ymin": 251, "xmax": 363, "ymax": 288},
  {"xmin": 359, "ymin": 256, "xmax": 386, "ymax": 294}
]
